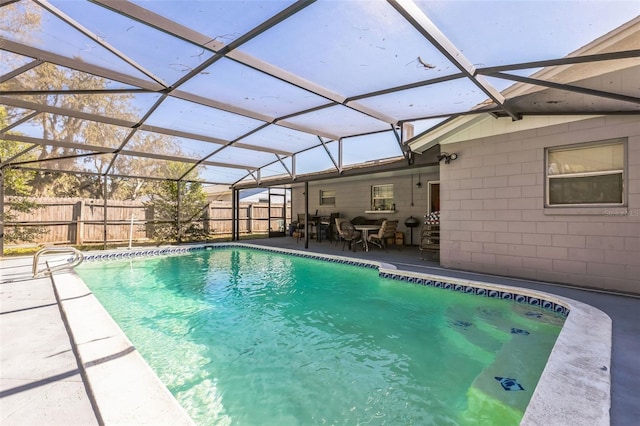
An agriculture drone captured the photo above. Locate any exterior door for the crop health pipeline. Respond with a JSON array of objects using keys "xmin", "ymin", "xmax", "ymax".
[{"xmin": 428, "ymin": 181, "xmax": 440, "ymax": 215}]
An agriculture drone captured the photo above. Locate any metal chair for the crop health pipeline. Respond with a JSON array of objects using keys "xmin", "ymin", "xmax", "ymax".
[
  {"xmin": 320, "ymin": 213, "xmax": 340, "ymax": 243},
  {"xmin": 334, "ymin": 217, "xmax": 346, "ymax": 246},
  {"xmin": 339, "ymin": 221, "xmax": 363, "ymax": 251},
  {"xmin": 296, "ymin": 213, "xmax": 316, "ymax": 243}
]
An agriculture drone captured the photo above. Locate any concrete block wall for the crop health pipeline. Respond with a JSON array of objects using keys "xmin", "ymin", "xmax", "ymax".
[
  {"xmin": 439, "ymin": 115, "xmax": 640, "ymax": 295},
  {"xmin": 291, "ymin": 171, "xmax": 439, "ymax": 243}
]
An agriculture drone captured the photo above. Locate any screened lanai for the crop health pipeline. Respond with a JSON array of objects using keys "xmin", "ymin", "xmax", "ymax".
[
  {"xmin": 2, "ymin": 4, "xmax": 640, "ymax": 424},
  {"xmin": 1, "ymin": 0, "xmax": 639, "ymax": 249}
]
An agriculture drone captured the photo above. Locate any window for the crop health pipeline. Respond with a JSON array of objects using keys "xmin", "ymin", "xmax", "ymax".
[
  {"xmin": 546, "ymin": 139, "xmax": 625, "ymax": 206},
  {"xmin": 320, "ymin": 189, "xmax": 336, "ymax": 206},
  {"xmin": 371, "ymin": 184, "xmax": 394, "ymax": 211}
]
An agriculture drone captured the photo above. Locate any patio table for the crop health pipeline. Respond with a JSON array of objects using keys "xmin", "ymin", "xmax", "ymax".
[{"xmin": 354, "ymin": 224, "xmax": 381, "ymax": 252}]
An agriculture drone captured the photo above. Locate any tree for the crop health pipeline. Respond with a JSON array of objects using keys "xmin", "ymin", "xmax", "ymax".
[
  {"xmin": 4, "ymin": 59, "xmax": 194, "ymax": 201},
  {"xmin": 2, "ymin": 3, "xmax": 188, "ymax": 201},
  {"xmin": 0, "ymin": 109, "xmax": 48, "ymax": 244},
  {"xmin": 144, "ymin": 164, "xmax": 209, "ymax": 243},
  {"xmin": 13, "ymin": 63, "xmax": 142, "ymax": 199},
  {"xmin": 2, "ymin": 2, "xmax": 207, "ymax": 248}
]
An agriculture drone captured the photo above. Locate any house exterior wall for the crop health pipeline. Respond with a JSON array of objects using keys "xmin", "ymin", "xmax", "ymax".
[
  {"xmin": 290, "ymin": 171, "xmax": 439, "ymax": 242},
  {"xmin": 439, "ymin": 115, "xmax": 640, "ymax": 295}
]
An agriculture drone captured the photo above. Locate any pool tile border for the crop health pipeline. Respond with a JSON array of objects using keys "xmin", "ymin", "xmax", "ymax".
[
  {"xmin": 376, "ymin": 272, "xmax": 569, "ymax": 316},
  {"xmin": 81, "ymin": 243, "xmax": 569, "ymax": 317}
]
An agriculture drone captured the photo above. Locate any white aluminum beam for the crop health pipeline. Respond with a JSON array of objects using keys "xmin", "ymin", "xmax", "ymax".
[
  {"xmin": 388, "ymin": 0, "xmax": 520, "ymax": 121},
  {"xmin": 35, "ymin": 0, "xmax": 168, "ymax": 87},
  {"xmin": 0, "ymin": 39, "xmax": 164, "ymax": 91}
]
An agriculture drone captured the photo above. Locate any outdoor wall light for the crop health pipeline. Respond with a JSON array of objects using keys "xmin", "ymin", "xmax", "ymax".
[{"xmin": 437, "ymin": 152, "xmax": 458, "ymax": 164}]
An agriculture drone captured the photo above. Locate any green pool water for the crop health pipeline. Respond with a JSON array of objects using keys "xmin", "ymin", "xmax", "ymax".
[{"xmin": 77, "ymin": 248, "xmax": 564, "ymax": 425}]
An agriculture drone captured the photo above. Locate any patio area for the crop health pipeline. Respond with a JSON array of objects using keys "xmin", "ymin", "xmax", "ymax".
[{"xmin": 1, "ymin": 237, "xmax": 638, "ymax": 425}]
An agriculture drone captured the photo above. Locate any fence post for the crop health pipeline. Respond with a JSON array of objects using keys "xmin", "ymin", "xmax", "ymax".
[
  {"xmin": 176, "ymin": 182, "xmax": 182, "ymax": 243},
  {"xmin": 75, "ymin": 199, "xmax": 84, "ymax": 245},
  {"xmin": 102, "ymin": 176, "xmax": 107, "ymax": 249},
  {"xmin": 203, "ymin": 202, "xmax": 211, "ymax": 235},
  {"xmin": 248, "ymin": 204, "xmax": 253, "ymax": 234},
  {"xmin": 146, "ymin": 205, "xmax": 154, "ymax": 238}
]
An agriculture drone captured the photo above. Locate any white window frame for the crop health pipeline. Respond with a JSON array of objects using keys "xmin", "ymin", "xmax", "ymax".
[
  {"xmin": 545, "ymin": 139, "xmax": 626, "ymax": 207},
  {"xmin": 319, "ymin": 189, "xmax": 336, "ymax": 206},
  {"xmin": 371, "ymin": 184, "xmax": 394, "ymax": 211}
]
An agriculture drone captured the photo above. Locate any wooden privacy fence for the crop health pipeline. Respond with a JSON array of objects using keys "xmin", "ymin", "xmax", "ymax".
[
  {"xmin": 204, "ymin": 201, "xmax": 289, "ymax": 235},
  {"xmin": 4, "ymin": 197, "xmax": 290, "ymax": 246}
]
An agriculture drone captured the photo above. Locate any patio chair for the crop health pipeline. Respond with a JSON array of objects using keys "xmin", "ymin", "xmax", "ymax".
[
  {"xmin": 368, "ymin": 220, "xmax": 398, "ymax": 250},
  {"xmin": 296, "ymin": 213, "xmax": 316, "ymax": 243},
  {"xmin": 337, "ymin": 220, "xmax": 362, "ymax": 251},
  {"xmin": 334, "ymin": 217, "xmax": 347, "ymax": 246},
  {"xmin": 320, "ymin": 213, "xmax": 340, "ymax": 243}
]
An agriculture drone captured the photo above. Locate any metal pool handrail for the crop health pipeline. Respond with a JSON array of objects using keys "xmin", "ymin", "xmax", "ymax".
[{"xmin": 33, "ymin": 246, "xmax": 84, "ymax": 278}]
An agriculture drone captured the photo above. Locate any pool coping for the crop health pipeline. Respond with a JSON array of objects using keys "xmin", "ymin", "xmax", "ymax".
[
  {"xmin": 51, "ymin": 266, "xmax": 195, "ymax": 425},
  {"xmin": 56, "ymin": 243, "xmax": 611, "ymax": 425}
]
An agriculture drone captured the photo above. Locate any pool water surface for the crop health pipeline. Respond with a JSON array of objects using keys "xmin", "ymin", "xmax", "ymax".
[{"xmin": 77, "ymin": 247, "xmax": 564, "ymax": 425}]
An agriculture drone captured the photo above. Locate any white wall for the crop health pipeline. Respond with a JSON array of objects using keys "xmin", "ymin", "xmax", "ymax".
[{"xmin": 439, "ymin": 115, "xmax": 640, "ymax": 295}]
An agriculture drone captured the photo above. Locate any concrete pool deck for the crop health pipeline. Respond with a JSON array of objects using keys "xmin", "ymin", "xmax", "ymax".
[{"xmin": 1, "ymin": 238, "xmax": 638, "ymax": 425}]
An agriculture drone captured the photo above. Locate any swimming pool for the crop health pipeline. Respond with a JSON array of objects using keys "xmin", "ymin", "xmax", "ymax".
[{"xmin": 77, "ymin": 246, "xmax": 565, "ymax": 425}]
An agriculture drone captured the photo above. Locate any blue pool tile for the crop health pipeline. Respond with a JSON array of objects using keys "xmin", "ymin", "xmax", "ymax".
[
  {"xmin": 495, "ymin": 377, "xmax": 525, "ymax": 391},
  {"xmin": 515, "ymin": 294, "xmax": 528, "ymax": 303}
]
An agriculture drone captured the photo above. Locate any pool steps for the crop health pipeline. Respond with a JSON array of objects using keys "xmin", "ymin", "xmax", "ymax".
[
  {"xmin": 462, "ymin": 327, "xmax": 553, "ymax": 423},
  {"xmin": 443, "ymin": 302, "xmax": 564, "ymax": 423}
]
